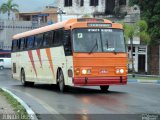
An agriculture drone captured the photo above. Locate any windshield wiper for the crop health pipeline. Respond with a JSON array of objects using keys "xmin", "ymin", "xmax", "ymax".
[{"xmin": 89, "ymin": 39, "xmax": 98, "ymax": 54}]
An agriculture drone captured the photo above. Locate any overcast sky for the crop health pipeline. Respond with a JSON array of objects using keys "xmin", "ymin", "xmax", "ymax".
[{"xmin": 0, "ymin": 0, "xmax": 56, "ymax": 12}]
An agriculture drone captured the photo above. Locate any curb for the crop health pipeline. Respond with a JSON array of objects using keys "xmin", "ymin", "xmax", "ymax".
[
  {"xmin": 128, "ymin": 79, "xmax": 160, "ymax": 84},
  {"xmin": 1, "ymin": 88, "xmax": 38, "ymax": 120}
]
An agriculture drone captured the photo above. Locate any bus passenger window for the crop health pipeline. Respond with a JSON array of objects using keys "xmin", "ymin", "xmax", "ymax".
[
  {"xmin": 43, "ymin": 31, "xmax": 53, "ymax": 47},
  {"xmin": 63, "ymin": 30, "xmax": 72, "ymax": 55},
  {"xmin": 12, "ymin": 40, "xmax": 18, "ymax": 52},
  {"xmin": 20, "ymin": 38, "xmax": 25, "ymax": 50},
  {"xmin": 27, "ymin": 36, "xmax": 34, "ymax": 49},
  {"xmin": 54, "ymin": 29, "xmax": 63, "ymax": 46},
  {"xmin": 35, "ymin": 34, "xmax": 43, "ymax": 48}
]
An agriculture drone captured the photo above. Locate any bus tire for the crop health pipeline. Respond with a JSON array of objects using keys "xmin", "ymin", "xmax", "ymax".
[
  {"xmin": 21, "ymin": 69, "xmax": 34, "ymax": 87},
  {"xmin": 100, "ymin": 85, "xmax": 109, "ymax": 93},
  {"xmin": 58, "ymin": 70, "xmax": 66, "ymax": 92},
  {"xmin": 0, "ymin": 66, "xmax": 4, "ymax": 70}
]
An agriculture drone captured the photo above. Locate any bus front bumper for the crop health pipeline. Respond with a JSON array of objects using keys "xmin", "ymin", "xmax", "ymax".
[{"xmin": 73, "ymin": 76, "xmax": 127, "ymax": 86}]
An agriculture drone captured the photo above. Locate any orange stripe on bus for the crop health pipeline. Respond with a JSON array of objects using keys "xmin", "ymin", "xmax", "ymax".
[
  {"xmin": 28, "ymin": 50, "xmax": 37, "ymax": 77},
  {"xmin": 45, "ymin": 48, "xmax": 55, "ymax": 79},
  {"xmin": 36, "ymin": 49, "xmax": 42, "ymax": 67}
]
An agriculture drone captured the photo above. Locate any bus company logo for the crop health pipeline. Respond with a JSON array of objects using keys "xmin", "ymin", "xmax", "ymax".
[{"xmin": 100, "ymin": 69, "xmax": 108, "ymax": 74}]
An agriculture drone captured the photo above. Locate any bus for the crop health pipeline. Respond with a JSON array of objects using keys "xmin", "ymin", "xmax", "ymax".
[{"xmin": 11, "ymin": 18, "xmax": 128, "ymax": 92}]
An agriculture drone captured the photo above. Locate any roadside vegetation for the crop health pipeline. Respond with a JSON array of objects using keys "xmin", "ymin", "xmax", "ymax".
[
  {"xmin": 0, "ymin": 0, "xmax": 19, "ymax": 19},
  {"xmin": 0, "ymin": 89, "xmax": 30, "ymax": 120},
  {"xmin": 129, "ymin": 0, "xmax": 160, "ymax": 44},
  {"xmin": 128, "ymin": 75, "xmax": 160, "ymax": 80},
  {"xmin": 123, "ymin": 20, "xmax": 150, "ymax": 76}
]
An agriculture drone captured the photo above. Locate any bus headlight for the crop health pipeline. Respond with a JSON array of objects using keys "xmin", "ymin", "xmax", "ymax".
[
  {"xmin": 120, "ymin": 69, "xmax": 124, "ymax": 74},
  {"xmin": 82, "ymin": 69, "xmax": 91, "ymax": 74},
  {"xmin": 116, "ymin": 68, "xmax": 124, "ymax": 74},
  {"xmin": 82, "ymin": 69, "xmax": 87, "ymax": 74},
  {"xmin": 116, "ymin": 69, "xmax": 120, "ymax": 74}
]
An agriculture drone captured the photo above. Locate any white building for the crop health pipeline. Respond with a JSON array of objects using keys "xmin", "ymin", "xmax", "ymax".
[{"xmin": 0, "ymin": 19, "xmax": 36, "ymax": 57}]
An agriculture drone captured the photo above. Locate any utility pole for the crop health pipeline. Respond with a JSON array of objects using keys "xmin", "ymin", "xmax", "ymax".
[{"xmin": 57, "ymin": 7, "xmax": 66, "ymax": 22}]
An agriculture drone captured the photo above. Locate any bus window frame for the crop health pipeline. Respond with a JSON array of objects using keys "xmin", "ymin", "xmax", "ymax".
[
  {"xmin": 43, "ymin": 31, "xmax": 53, "ymax": 48},
  {"xmin": 26, "ymin": 36, "xmax": 35, "ymax": 50},
  {"xmin": 20, "ymin": 38, "xmax": 25, "ymax": 50},
  {"xmin": 63, "ymin": 30, "xmax": 73, "ymax": 56},
  {"xmin": 34, "ymin": 34, "xmax": 43, "ymax": 49},
  {"xmin": 53, "ymin": 28, "xmax": 63, "ymax": 47},
  {"xmin": 12, "ymin": 40, "xmax": 19, "ymax": 52}
]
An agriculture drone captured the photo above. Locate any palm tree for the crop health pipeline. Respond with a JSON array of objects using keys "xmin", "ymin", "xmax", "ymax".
[
  {"xmin": 0, "ymin": 0, "xmax": 19, "ymax": 20},
  {"xmin": 123, "ymin": 20, "xmax": 150, "ymax": 76}
]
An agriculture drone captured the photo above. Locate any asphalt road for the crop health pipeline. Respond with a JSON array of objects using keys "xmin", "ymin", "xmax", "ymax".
[{"xmin": 0, "ymin": 69, "xmax": 160, "ymax": 120}]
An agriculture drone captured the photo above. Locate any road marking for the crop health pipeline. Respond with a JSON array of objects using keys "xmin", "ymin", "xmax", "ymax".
[{"xmin": 8, "ymin": 88, "xmax": 66, "ymax": 120}]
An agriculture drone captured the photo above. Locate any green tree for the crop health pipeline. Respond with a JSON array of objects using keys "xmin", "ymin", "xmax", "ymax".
[
  {"xmin": 0, "ymin": 0, "xmax": 19, "ymax": 20},
  {"xmin": 129, "ymin": 0, "xmax": 160, "ymax": 44},
  {"xmin": 123, "ymin": 20, "xmax": 150, "ymax": 75}
]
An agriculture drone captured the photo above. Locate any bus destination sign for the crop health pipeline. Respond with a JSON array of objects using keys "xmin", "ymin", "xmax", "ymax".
[{"xmin": 87, "ymin": 23, "xmax": 112, "ymax": 27}]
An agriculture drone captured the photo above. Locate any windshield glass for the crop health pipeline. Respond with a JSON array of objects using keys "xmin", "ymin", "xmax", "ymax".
[{"xmin": 73, "ymin": 28, "xmax": 125, "ymax": 53}]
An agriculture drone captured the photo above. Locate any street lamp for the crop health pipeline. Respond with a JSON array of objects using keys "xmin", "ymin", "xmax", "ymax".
[{"xmin": 57, "ymin": 7, "xmax": 66, "ymax": 22}]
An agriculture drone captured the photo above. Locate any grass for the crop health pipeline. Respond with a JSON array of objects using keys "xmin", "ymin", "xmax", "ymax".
[{"xmin": 0, "ymin": 89, "xmax": 31, "ymax": 120}]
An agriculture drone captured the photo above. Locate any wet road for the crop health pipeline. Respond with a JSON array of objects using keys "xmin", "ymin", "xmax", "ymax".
[{"xmin": 0, "ymin": 69, "xmax": 160, "ymax": 120}]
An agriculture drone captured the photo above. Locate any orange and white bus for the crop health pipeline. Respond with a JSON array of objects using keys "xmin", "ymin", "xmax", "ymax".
[{"xmin": 11, "ymin": 18, "xmax": 128, "ymax": 92}]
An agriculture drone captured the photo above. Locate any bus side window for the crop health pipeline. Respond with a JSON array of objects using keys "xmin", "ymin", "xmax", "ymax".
[
  {"xmin": 53, "ymin": 29, "xmax": 63, "ymax": 46},
  {"xmin": 17, "ymin": 40, "xmax": 20, "ymax": 51},
  {"xmin": 12, "ymin": 40, "xmax": 18, "ymax": 52},
  {"xmin": 63, "ymin": 30, "xmax": 72, "ymax": 55},
  {"xmin": 35, "ymin": 34, "xmax": 43, "ymax": 48},
  {"xmin": 20, "ymin": 38, "xmax": 25, "ymax": 50},
  {"xmin": 27, "ymin": 36, "xmax": 34, "ymax": 49},
  {"xmin": 24, "ymin": 38, "xmax": 27, "ymax": 49},
  {"xmin": 43, "ymin": 31, "xmax": 52, "ymax": 47}
]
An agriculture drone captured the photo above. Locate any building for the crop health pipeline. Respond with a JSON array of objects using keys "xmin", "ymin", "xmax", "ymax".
[
  {"xmin": 57, "ymin": 0, "xmax": 150, "ymax": 74},
  {"xmin": 0, "ymin": 20, "xmax": 35, "ymax": 57},
  {"xmin": 15, "ymin": 6, "xmax": 58, "ymax": 27},
  {"xmin": 57, "ymin": 0, "xmax": 127, "ymax": 17},
  {"xmin": 0, "ymin": 6, "xmax": 59, "ymax": 58}
]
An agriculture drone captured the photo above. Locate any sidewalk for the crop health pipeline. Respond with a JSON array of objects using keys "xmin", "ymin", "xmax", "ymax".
[
  {"xmin": 128, "ymin": 74, "xmax": 160, "ymax": 84},
  {"xmin": 0, "ymin": 88, "xmax": 38, "ymax": 120},
  {"xmin": 0, "ymin": 93, "xmax": 15, "ymax": 114}
]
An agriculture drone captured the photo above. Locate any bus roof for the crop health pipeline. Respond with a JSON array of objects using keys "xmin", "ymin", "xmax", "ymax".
[{"xmin": 12, "ymin": 18, "xmax": 122, "ymax": 40}]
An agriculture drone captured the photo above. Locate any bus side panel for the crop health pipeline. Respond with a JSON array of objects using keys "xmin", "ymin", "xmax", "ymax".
[
  {"xmin": 24, "ymin": 46, "xmax": 67, "ymax": 85},
  {"xmin": 12, "ymin": 53, "xmax": 20, "ymax": 80},
  {"xmin": 50, "ymin": 46, "xmax": 68, "ymax": 85},
  {"xmin": 17, "ymin": 51, "xmax": 34, "ymax": 81},
  {"xmin": 65, "ymin": 56, "xmax": 74, "ymax": 86}
]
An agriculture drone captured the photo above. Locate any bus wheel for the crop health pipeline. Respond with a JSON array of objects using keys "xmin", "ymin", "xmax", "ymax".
[
  {"xmin": 58, "ymin": 70, "xmax": 66, "ymax": 92},
  {"xmin": 21, "ymin": 69, "xmax": 27, "ymax": 86},
  {"xmin": 0, "ymin": 66, "xmax": 4, "ymax": 70},
  {"xmin": 100, "ymin": 85, "xmax": 109, "ymax": 93}
]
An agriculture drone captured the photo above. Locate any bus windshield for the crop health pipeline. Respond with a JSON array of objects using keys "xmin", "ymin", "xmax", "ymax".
[{"xmin": 73, "ymin": 28, "xmax": 126, "ymax": 53}]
